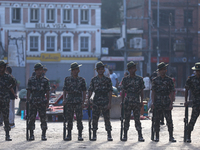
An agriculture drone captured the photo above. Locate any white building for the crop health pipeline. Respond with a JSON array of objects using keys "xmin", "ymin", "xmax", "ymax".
[{"xmin": 0, "ymin": 0, "xmax": 101, "ymax": 89}]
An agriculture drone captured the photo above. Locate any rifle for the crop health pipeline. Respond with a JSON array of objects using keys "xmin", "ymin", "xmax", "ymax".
[
  {"xmin": 88, "ymin": 100, "xmax": 92, "ymax": 141},
  {"xmin": 63, "ymin": 105, "xmax": 66, "ymax": 140},
  {"xmin": 26, "ymin": 101, "xmax": 29, "ymax": 141},
  {"xmin": 151, "ymin": 109, "xmax": 155, "ymax": 141},
  {"xmin": 120, "ymin": 102, "xmax": 124, "ymax": 141},
  {"xmin": 184, "ymin": 105, "xmax": 188, "ymax": 142}
]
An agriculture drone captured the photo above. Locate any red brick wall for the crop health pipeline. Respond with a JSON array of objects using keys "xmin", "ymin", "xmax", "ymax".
[
  {"xmin": 57, "ymin": 31, "xmax": 60, "ymax": 51},
  {"xmin": 57, "ymin": 9, "xmax": 61, "ymax": 23},
  {"xmin": 74, "ymin": 9, "xmax": 78, "ymax": 24},
  {"xmin": 74, "ymin": 32, "xmax": 78, "ymax": 51},
  {"xmin": 23, "ymin": 8, "xmax": 28, "ymax": 24},
  {"xmin": 41, "ymin": 8, "xmax": 44, "ymax": 23},
  {"xmin": 5, "ymin": 7, "xmax": 10, "ymax": 24},
  {"xmin": 41, "ymin": 32, "xmax": 45, "ymax": 51},
  {"xmin": 91, "ymin": 32, "xmax": 96, "ymax": 52},
  {"xmin": 91, "ymin": 9, "xmax": 95, "ymax": 25}
]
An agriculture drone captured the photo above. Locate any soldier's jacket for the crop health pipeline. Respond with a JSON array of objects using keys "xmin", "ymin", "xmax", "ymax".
[
  {"xmin": 0, "ymin": 73, "xmax": 16, "ymax": 102},
  {"xmin": 152, "ymin": 75, "xmax": 175, "ymax": 108},
  {"xmin": 121, "ymin": 75, "xmax": 145, "ymax": 104},
  {"xmin": 185, "ymin": 76, "xmax": 200, "ymax": 105},
  {"xmin": 63, "ymin": 76, "xmax": 86, "ymax": 103},
  {"xmin": 88, "ymin": 75, "xmax": 112, "ymax": 104},
  {"xmin": 27, "ymin": 75, "xmax": 50, "ymax": 104}
]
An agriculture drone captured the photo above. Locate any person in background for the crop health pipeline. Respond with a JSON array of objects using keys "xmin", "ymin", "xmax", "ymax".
[
  {"xmin": 16, "ymin": 89, "xmax": 27, "ymax": 116},
  {"xmin": 109, "ymin": 69, "xmax": 119, "ymax": 87},
  {"xmin": 6, "ymin": 66, "xmax": 17, "ymax": 129},
  {"xmin": 143, "ymin": 73, "xmax": 151, "ymax": 100}
]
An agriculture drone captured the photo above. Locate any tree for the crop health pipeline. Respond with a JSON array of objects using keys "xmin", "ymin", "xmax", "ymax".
[{"xmin": 101, "ymin": 0, "xmax": 122, "ymax": 29}]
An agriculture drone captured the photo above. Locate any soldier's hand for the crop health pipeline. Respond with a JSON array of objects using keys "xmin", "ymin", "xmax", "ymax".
[
  {"xmin": 184, "ymin": 102, "xmax": 188, "ymax": 107},
  {"xmin": 169, "ymin": 104, "xmax": 173, "ymax": 110},
  {"xmin": 46, "ymin": 104, "xmax": 49, "ymax": 109},
  {"xmin": 107, "ymin": 103, "xmax": 111, "ymax": 110},
  {"xmin": 14, "ymin": 94, "xmax": 18, "ymax": 99}
]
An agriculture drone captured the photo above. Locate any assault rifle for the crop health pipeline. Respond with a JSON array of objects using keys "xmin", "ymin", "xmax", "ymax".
[
  {"xmin": 63, "ymin": 105, "xmax": 66, "ymax": 140},
  {"xmin": 88, "ymin": 100, "xmax": 92, "ymax": 141},
  {"xmin": 151, "ymin": 109, "xmax": 155, "ymax": 141},
  {"xmin": 184, "ymin": 105, "xmax": 188, "ymax": 142},
  {"xmin": 26, "ymin": 101, "xmax": 29, "ymax": 141},
  {"xmin": 120, "ymin": 102, "xmax": 124, "ymax": 141}
]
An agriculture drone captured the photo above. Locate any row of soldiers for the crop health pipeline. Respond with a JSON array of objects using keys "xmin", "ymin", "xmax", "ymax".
[{"xmin": 0, "ymin": 60, "xmax": 199, "ymax": 143}]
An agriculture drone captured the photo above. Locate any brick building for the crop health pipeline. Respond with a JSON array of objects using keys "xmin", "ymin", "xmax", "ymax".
[
  {"xmin": 127, "ymin": 0, "xmax": 199, "ymax": 87},
  {"xmin": 0, "ymin": 0, "xmax": 101, "ymax": 89}
]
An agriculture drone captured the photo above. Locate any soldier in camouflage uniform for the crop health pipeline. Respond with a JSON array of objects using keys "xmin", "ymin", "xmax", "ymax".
[
  {"xmin": 185, "ymin": 62, "xmax": 200, "ymax": 143},
  {"xmin": 121, "ymin": 61, "xmax": 145, "ymax": 142},
  {"xmin": 63, "ymin": 62, "xmax": 86, "ymax": 141},
  {"xmin": 0, "ymin": 60, "xmax": 16, "ymax": 141},
  {"xmin": 151, "ymin": 62, "xmax": 176, "ymax": 142},
  {"xmin": 88, "ymin": 61, "xmax": 113, "ymax": 141},
  {"xmin": 27, "ymin": 63, "xmax": 50, "ymax": 141}
]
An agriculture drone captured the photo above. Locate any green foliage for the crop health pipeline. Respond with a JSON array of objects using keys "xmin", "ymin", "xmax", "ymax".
[{"xmin": 101, "ymin": 0, "xmax": 122, "ymax": 28}]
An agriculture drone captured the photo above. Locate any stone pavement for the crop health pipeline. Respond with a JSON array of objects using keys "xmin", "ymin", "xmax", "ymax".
[{"xmin": 0, "ymin": 96, "xmax": 200, "ymax": 150}]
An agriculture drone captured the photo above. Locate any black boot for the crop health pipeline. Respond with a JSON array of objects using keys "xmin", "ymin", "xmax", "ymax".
[
  {"xmin": 78, "ymin": 130, "xmax": 83, "ymax": 141},
  {"xmin": 155, "ymin": 132, "xmax": 159, "ymax": 142},
  {"xmin": 138, "ymin": 130, "xmax": 145, "ymax": 142},
  {"xmin": 91, "ymin": 130, "xmax": 96, "ymax": 141},
  {"xmin": 41, "ymin": 130, "xmax": 47, "ymax": 141},
  {"xmin": 169, "ymin": 131, "xmax": 176, "ymax": 142},
  {"xmin": 29, "ymin": 130, "xmax": 35, "ymax": 141},
  {"xmin": 107, "ymin": 131, "xmax": 113, "ymax": 141},
  {"xmin": 121, "ymin": 130, "xmax": 128, "ymax": 141},
  {"xmin": 5, "ymin": 131, "xmax": 12, "ymax": 141},
  {"xmin": 187, "ymin": 130, "xmax": 191, "ymax": 143},
  {"xmin": 64, "ymin": 130, "xmax": 71, "ymax": 141}
]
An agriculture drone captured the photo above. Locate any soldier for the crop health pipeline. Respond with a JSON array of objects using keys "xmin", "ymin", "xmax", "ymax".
[
  {"xmin": 63, "ymin": 62, "xmax": 86, "ymax": 141},
  {"xmin": 185, "ymin": 62, "xmax": 200, "ymax": 143},
  {"xmin": 88, "ymin": 61, "xmax": 113, "ymax": 141},
  {"xmin": 27, "ymin": 63, "xmax": 50, "ymax": 141},
  {"xmin": 0, "ymin": 60, "xmax": 16, "ymax": 141},
  {"xmin": 121, "ymin": 61, "xmax": 145, "ymax": 142},
  {"xmin": 151, "ymin": 62, "xmax": 176, "ymax": 142}
]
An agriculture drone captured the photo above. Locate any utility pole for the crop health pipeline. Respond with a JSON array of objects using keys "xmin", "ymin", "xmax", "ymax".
[
  {"xmin": 169, "ymin": 13, "xmax": 172, "ymax": 75},
  {"xmin": 123, "ymin": 0, "xmax": 127, "ymax": 73},
  {"xmin": 157, "ymin": 0, "xmax": 160, "ymax": 65}
]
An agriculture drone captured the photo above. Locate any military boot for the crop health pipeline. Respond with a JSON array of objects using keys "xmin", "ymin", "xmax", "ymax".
[
  {"xmin": 29, "ymin": 130, "xmax": 35, "ymax": 141},
  {"xmin": 169, "ymin": 131, "xmax": 176, "ymax": 142},
  {"xmin": 138, "ymin": 130, "xmax": 145, "ymax": 142},
  {"xmin": 186, "ymin": 130, "xmax": 191, "ymax": 143},
  {"xmin": 78, "ymin": 130, "xmax": 83, "ymax": 141},
  {"xmin": 64, "ymin": 130, "xmax": 71, "ymax": 141},
  {"xmin": 121, "ymin": 130, "xmax": 128, "ymax": 141},
  {"xmin": 5, "ymin": 131, "xmax": 12, "ymax": 141},
  {"xmin": 155, "ymin": 132, "xmax": 159, "ymax": 142},
  {"xmin": 91, "ymin": 130, "xmax": 96, "ymax": 141},
  {"xmin": 41, "ymin": 130, "xmax": 47, "ymax": 141},
  {"xmin": 107, "ymin": 131, "xmax": 113, "ymax": 141}
]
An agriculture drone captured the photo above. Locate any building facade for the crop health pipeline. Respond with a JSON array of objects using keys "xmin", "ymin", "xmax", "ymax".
[{"xmin": 0, "ymin": 0, "xmax": 101, "ymax": 89}]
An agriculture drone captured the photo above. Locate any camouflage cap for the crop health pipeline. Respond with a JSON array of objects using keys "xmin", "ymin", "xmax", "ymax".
[
  {"xmin": 157, "ymin": 62, "xmax": 168, "ymax": 71},
  {"xmin": 192, "ymin": 62, "xmax": 200, "ymax": 71},
  {"xmin": 95, "ymin": 61, "xmax": 106, "ymax": 70},
  {"xmin": 127, "ymin": 61, "xmax": 136, "ymax": 69},
  {"xmin": 34, "ymin": 63, "xmax": 44, "ymax": 70},
  {"xmin": 43, "ymin": 67, "xmax": 48, "ymax": 71},
  {"xmin": 0, "ymin": 60, "xmax": 8, "ymax": 66},
  {"xmin": 69, "ymin": 62, "xmax": 82, "ymax": 71}
]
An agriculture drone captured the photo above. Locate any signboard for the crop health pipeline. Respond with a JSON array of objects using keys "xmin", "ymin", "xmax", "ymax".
[
  {"xmin": 102, "ymin": 47, "xmax": 109, "ymax": 55},
  {"xmin": 25, "ymin": 23, "xmax": 76, "ymax": 29},
  {"xmin": 8, "ymin": 31, "xmax": 26, "ymax": 67},
  {"xmin": 151, "ymin": 57, "xmax": 169, "ymax": 63},
  {"xmin": 40, "ymin": 53, "xmax": 61, "ymax": 62}
]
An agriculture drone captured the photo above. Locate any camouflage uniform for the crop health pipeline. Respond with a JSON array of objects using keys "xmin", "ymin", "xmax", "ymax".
[
  {"xmin": 88, "ymin": 75, "xmax": 113, "ymax": 131},
  {"xmin": 185, "ymin": 75, "xmax": 200, "ymax": 132},
  {"xmin": 63, "ymin": 76, "xmax": 86, "ymax": 131},
  {"xmin": 121, "ymin": 75, "xmax": 145, "ymax": 131},
  {"xmin": 27, "ymin": 75, "xmax": 50, "ymax": 131},
  {"xmin": 0, "ymin": 72, "xmax": 16, "ymax": 132},
  {"xmin": 152, "ymin": 75, "xmax": 175, "ymax": 133}
]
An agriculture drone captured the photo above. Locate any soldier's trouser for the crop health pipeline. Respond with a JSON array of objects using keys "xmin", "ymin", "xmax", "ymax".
[
  {"xmin": 64, "ymin": 103, "xmax": 83, "ymax": 131},
  {"xmin": 29, "ymin": 103, "xmax": 47, "ymax": 130},
  {"xmin": 92, "ymin": 103, "xmax": 112, "ymax": 131},
  {"xmin": 0, "ymin": 101, "xmax": 11, "ymax": 131},
  {"xmin": 155, "ymin": 109, "xmax": 173, "ymax": 132},
  {"xmin": 188, "ymin": 106, "xmax": 200, "ymax": 132},
  {"xmin": 124, "ymin": 102, "xmax": 142, "ymax": 131}
]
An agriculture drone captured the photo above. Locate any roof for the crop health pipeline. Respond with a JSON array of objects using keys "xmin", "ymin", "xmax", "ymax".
[{"xmin": 0, "ymin": 0, "xmax": 101, "ymax": 3}]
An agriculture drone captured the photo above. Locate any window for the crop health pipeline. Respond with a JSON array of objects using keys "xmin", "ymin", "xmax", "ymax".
[
  {"xmin": 47, "ymin": 36, "xmax": 55, "ymax": 51},
  {"xmin": 30, "ymin": 37, "xmax": 39, "ymax": 52},
  {"xmin": 12, "ymin": 8, "xmax": 21, "ymax": 23},
  {"xmin": 30, "ymin": 9, "xmax": 39, "ymax": 23},
  {"xmin": 184, "ymin": 10, "xmax": 193, "ymax": 26},
  {"xmin": 47, "ymin": 9, "xmax": 55, "ymax": 23},
  {"xmin": 153, "ymin": 9, "xmax": 175, "ymax": 26},
  {"xmin": 63, "ymin": 9, "xmax": 71, "ymax": 23},
  {"xmin": 63, "ymin": 37, "xmax": 71, "ymax": 51},
  {"xmin": 80, "ymin": 37, "xmax": 89, "ymax": 52},
  {"xmin": 81, "ymin": 10, "xmax": 89, "ymax": 24}
]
